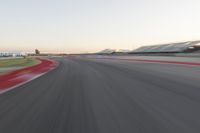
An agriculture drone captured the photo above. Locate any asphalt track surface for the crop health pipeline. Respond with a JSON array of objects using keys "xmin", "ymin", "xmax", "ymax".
[{"xmin": 1, "ymin": 57, "xmax": 200, "ymax": 133}]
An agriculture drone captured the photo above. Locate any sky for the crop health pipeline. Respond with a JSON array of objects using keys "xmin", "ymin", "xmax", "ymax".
[{"xmin": 0, "ymin": 0, "xmax": 200, "ymax": 53}]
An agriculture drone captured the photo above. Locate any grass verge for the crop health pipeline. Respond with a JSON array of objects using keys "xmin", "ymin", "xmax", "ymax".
[{"xmin": 0, "ymin": 57, "xmax": 40, "ymax": 68}]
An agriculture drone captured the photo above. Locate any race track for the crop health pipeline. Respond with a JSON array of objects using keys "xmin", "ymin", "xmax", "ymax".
[{"xmin": 0, "ymin": 57, "xmax": 200, "ymax": 133}]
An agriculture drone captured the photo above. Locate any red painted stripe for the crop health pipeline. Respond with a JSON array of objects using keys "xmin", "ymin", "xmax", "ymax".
[
  {"xmin": 89, "ymin": 57, "xmax": 200, "ymax": 66},
  {"xmin": 0, "ymin": 58, "xmax": 59, "ymax": 91}
]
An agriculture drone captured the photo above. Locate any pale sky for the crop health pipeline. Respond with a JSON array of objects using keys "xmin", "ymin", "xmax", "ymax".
[{"xmin": 0, "ymin": 0, "xmax": 200, "ymax": 53}]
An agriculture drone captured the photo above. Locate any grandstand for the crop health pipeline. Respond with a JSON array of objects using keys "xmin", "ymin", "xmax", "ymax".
[
  {"xmin": 97, "ymin": 49, "xmax": 116, "ymax": 54},
  {"xmin": 131, "ymin": 41, "xmax": 200, "ymax": 54}
]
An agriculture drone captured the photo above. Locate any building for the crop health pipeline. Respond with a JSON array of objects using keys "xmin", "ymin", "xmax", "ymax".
[{"xmin": 0, "ymin": 52, "xmax": 25, "ymax": 57}]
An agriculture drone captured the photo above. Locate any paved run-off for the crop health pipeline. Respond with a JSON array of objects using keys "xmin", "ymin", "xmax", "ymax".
[{"xmin": 0, "ymin": 57, "xmax": 200, "ymax": 133}]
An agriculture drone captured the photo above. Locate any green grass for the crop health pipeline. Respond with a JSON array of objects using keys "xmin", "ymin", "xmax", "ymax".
[{"xmin": 0, "ymin": 58, "xmax": 40, "ymax": 68}]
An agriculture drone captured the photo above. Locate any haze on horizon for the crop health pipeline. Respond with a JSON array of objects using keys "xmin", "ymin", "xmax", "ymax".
[{"xmin": 1, "ymin": 0, "xmax": 200, "ymax": 54}]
